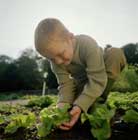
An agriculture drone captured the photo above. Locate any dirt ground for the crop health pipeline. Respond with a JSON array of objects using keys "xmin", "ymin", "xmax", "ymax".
[{"xmin": 0, "ymin": 99, "xmax": 29, "ymax": 106}]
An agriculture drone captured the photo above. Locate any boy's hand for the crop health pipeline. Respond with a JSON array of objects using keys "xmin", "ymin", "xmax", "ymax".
[{"xmin": 59, "ymin": 105, "xmax": 81, "ymax": 130}]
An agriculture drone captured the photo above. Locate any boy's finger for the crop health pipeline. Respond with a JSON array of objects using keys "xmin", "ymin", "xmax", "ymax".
[
  {"xmin": 70, "ymin": 108, "xmax": 77, "ymax": 115},
  {"xmin": 69, "ymin": 115, "xmax": 78, "ymax": 126},
  {"xmin": 70, "ymin": 105, "xmax": 81, "ymax": 116},
  {"xmin": 59, "ymin": 124, "xmax": 71, "ymax": 130},
  {"xmin": 62, "ymin": 122, "xmax": 71, "ymax": 127}
]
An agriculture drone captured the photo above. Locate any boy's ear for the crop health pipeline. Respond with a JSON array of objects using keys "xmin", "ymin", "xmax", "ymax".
[
  {"xmin": 67, "ymin": 32, "xmax": 74, "ymax": 42},
  {"xmin": 66, "ymin": 32, "xmax": 74, "ymax": 43},
  {"xmin": 69, "ymin": 32, "xmax": 74, "ymax": 39}
]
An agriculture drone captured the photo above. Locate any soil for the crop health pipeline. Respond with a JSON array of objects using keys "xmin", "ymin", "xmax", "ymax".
[{"xmin": 0, "ymin": 121, "xmax": 138, "ymax": 140}]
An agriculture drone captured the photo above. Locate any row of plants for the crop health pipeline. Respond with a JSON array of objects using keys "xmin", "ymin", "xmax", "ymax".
[
  {"xmin": 112, "ymin": 66, "xmax": 138, "ymax": 92},
  {"xmin": 0, "ymin": 92, "xmax": 138, "ymax": 140}
]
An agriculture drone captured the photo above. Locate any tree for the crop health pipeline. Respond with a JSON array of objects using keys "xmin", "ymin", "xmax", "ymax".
[
  {"xmin": 3, "ymin": 63, "xmax": 20, "ymax": 90},
  {"xmin": 0, "ymin": 55, "xmax": 15, "ymax": 91},
  {"xmin": 0, "ymin": 55, "xmax": 13, "ymax": 63},
  {"xmin": 122, "ymin": 43, "xmax": 138, "ymax": 65},
  {"xmin": 0, "ymin": 49, "xmax": 46, "ymax": 91},
  {"xmin": 15, "ymin": 48, "xmax": 43, "ymax": 90}
]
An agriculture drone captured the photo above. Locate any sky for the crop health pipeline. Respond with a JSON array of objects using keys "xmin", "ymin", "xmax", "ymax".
[{"xmin": 0, "ymin": 0, "xmax": 138, "ymax": 58}]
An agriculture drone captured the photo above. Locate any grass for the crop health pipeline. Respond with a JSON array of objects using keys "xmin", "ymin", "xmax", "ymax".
[
  {"xmin": 0, "ymin": 92, "xmax": 58, "ymax": 102},
  {"xmin": 0, "ymin": 93, "xmax": 23, "ymax": 101}
]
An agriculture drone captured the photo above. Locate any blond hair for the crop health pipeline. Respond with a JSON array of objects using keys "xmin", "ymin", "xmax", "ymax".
[{"xmin": 34, "ymin": 18, "xmax": 69, "ymax": 52}]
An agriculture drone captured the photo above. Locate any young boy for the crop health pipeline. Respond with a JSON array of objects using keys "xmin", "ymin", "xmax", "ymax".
[{"xmin": 34, "ymin": 18, "xmax": 126, "ymax": 130}]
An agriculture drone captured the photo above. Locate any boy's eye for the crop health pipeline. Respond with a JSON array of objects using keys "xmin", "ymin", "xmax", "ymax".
[
  {"xmin": 48, "ymin": 58, "xmax": 54, "ymax": 62},
  {"xmin": 48, "ymin": 49, "xmax": 66, "ymax": 62}
]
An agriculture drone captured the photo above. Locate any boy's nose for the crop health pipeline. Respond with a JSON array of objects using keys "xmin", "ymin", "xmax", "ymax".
[{"xmin": 55, "ymin": 58, "xmax": 64, "ymax": 65}]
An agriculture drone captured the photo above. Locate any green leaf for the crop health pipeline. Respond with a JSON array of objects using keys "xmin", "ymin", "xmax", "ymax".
[
  {"xmin": 81, "ymin": 113, "xmax": 88, "ymax": 124},
  {"xmin": 123, "ymin": 109, "xmax": 138, "ymax": 123},
  {"xmin": 26, "ymin": 95, "xmax": 53, "ymax": 108},
  {"xmin": 5, "ymin": 121, "xmax": 19, "ymax": 134},
  {"xmin": 37, "ymin": 123, "xmax": 51, "ymax": 137},
  {"xmin": 0, "ymin": 115, "xmax": 5, "ymax": 124},
  {"xmin": 107, "ymin": 92, "xmax": 138, "ymax": 111},
  {"xmin": 91, "ymin": 120, "xmax": 111, "ymax": 140},
  {"xmin": 82, "ymin": 102, "xmax": 115, "ymax": 140},
  {"xmin": 37, "ymin": 104, "xmax": 70, "ymax": 137},
  {"xmin": 5, "ymin": 112, "xmax": 36, "ymax": 134}
]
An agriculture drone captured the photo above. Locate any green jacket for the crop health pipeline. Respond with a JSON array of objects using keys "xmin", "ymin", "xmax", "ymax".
[{"xmin": 51, "ymin": 35, "xmax": 107, "ymax": 113}]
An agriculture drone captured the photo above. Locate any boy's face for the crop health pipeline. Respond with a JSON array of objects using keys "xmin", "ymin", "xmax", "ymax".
[{"xmin": 41, "ymin": 39, "xmax": 74, "ymax": 65}]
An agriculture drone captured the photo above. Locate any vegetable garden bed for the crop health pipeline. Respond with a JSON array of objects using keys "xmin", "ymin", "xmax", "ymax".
[{"xmin": 0, "ymin": 92, "xmax": 138, "ymax": 140}]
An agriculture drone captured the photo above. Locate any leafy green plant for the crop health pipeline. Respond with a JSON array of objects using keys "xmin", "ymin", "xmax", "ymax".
[
  {"xmin": 81, "ymin": 103, "xmax": 115, "ymax": 140},
  {"xmin": 5, "ymin": 112, "xmax": 36, "ymax": 134},
  {"xmin": 107, "ymin": 92, "xmax": 138, "ymax": 110},
  {"xmin": 26, "ymin": 95, "xmax": 53, "ymax": 108},
  {"xmin": 112, "ymin": 67, "xmax": 138, "ymax": 92},
  {"xmin": 123, "ymin": 109, "xmax": 138, "ymax": 123},
  {"xmin": 0, "ymin": 103, "xmax": 17, "ymax": 114},
  {"xmin": 0, "ymin": 104, "xmax": 11, "ymax": 113},
  {"xmin": 0, "ymin": 114, "xmax": 5, "ymax": 124},
  {"xmin": 1, "ymin": 93, "xmax": 138, "ymax": 140},
  {"xmin": 37, "ymin": 104, "xmax": 70, "ymax": 137}
]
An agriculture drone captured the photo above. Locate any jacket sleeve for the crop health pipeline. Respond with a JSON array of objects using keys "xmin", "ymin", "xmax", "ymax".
[
  {"xmin": 74, "ymin": 47, "xmax": 107, "ymax": 113},
  {"xmin": 51, "ymin": 62, "xmax": 76, "ymax": 104}
]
